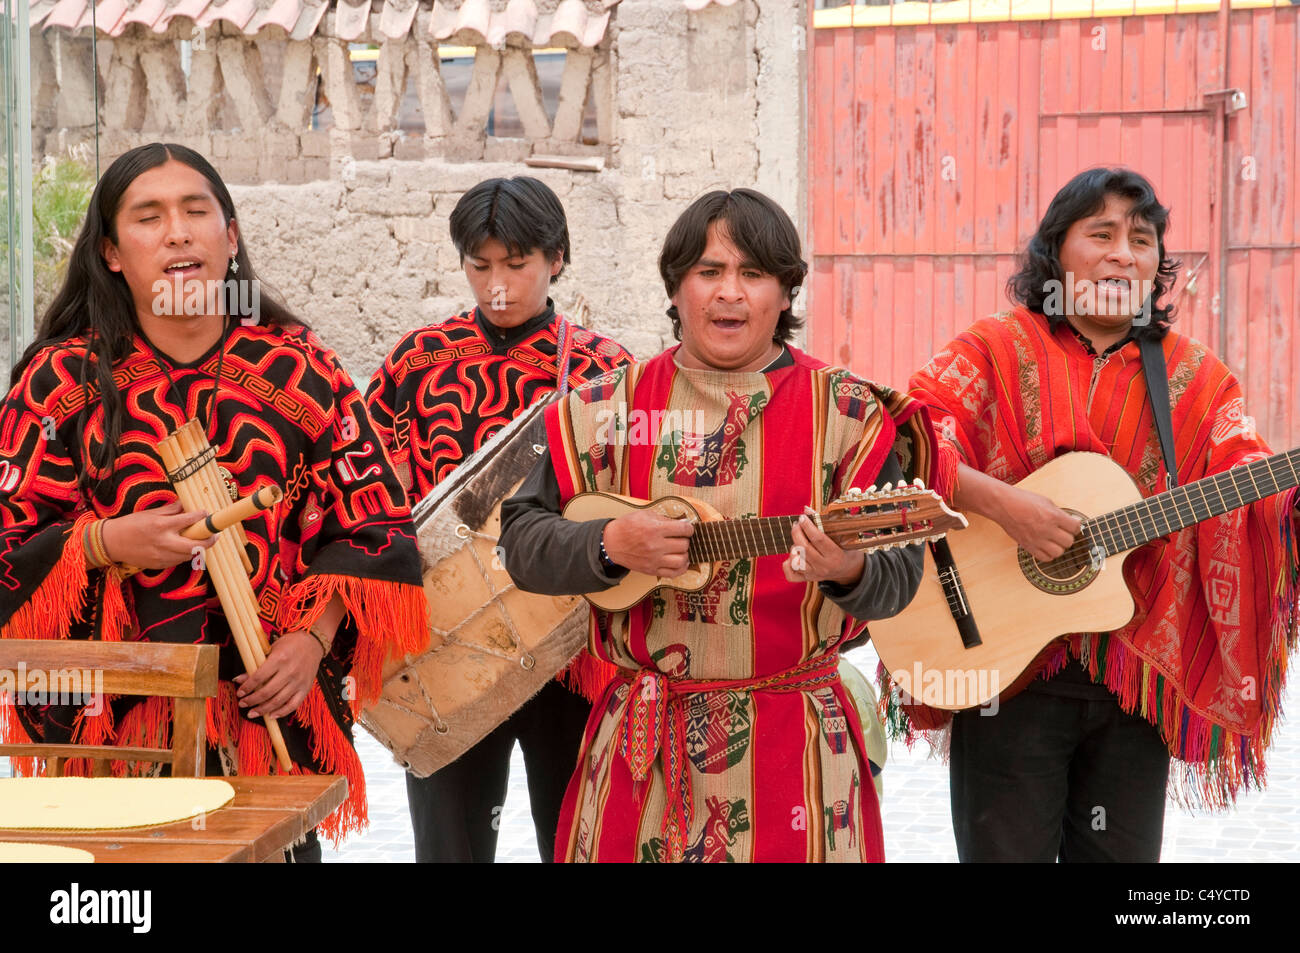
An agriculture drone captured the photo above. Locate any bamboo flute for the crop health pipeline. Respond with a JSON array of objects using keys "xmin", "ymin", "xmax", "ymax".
[
  {"xmin": 181, "ymin": 486, "xmax": 283, "ymax": 541},
  {"xmin": 159, "ymin": 425, "xmax": 293, "ymax": 773},
  {"xmin": 172, "ymin": 424, "xmax": 272, "ymax": 659},
  {"xmin": 184, "ymin": 420, "xmax": 254, "ymax": 575}
]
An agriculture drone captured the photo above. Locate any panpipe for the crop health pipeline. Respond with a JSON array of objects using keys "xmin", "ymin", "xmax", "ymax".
[{"xmin": 157, "ymin": 419, "xmax": 293, "ymax": 773}]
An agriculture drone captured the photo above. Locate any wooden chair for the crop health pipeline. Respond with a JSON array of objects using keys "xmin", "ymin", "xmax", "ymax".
[{"xmin": 0, "ymin": 640, "xmax": 218, "ymax": 778}]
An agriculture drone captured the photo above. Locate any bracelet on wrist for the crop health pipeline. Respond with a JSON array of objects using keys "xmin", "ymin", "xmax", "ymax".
[
  {"xmin": 84, "ymin": 519, "xmax": 116, "ymax": 570},
  {"xmin": 307, "ymin": 623, "xmax": 333, "ymax": 655},
  {"xmin": 598, "ymin": 533, "xmax": 619, "ymax": 574},
  {"xmin": 97, "ymin": 519, "xmax": 118, "ymax": 565},
  {"xmin": 82, "ymin": 522, "xmax": 99, "ymax": 567}
]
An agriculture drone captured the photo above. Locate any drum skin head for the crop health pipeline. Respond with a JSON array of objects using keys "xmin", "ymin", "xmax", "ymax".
[{"xmin": 359, "ymin": 400, "xmax": 589, "ymax": 777}]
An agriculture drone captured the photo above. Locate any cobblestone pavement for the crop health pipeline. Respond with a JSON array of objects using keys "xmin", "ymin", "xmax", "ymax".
[
  {"xmin": 322, "ymin": 643, "xmax": 1300, "ymax": 863},
  {"xmin": 5, "ymin": 643, "xmax": 1295, "ymax": 863}
]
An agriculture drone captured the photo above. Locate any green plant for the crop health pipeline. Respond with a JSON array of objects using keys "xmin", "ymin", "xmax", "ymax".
[{"xmin": 31, "ymin": 146, "xmax": 95, "ymax": 320}]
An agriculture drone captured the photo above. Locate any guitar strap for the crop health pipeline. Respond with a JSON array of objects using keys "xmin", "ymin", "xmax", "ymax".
[{"xmin": 1139, "ymin": 334, "xmax": 1178, "ymax": 491}]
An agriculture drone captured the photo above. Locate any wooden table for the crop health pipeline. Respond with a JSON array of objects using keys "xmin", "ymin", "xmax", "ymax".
[{"xmin": 0, "ymin": 775, "xmax": 347, "ymax": 863}]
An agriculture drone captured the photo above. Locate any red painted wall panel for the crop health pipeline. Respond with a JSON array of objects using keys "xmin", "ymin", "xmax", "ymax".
[{"xmin": 809, "ymin": 8, "xmax": 1300, "ymax": 448}]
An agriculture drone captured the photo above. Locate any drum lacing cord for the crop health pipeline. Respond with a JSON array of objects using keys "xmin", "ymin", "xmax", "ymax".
[
  {"xmin": 456, "ymin": 524, "xmax": 537, "ymax": 671},
  {"xmin": 390, "ymin": 524, "xmax": 538, "ymax": 737}
]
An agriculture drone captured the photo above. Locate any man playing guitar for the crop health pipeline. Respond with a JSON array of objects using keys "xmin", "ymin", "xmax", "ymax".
[
  {"xmin": 498, "ymin": 189, "xmax": 950, "ymax": 862},
  {"xmin": 907, "ymin": 168, "xmax": 1299, "ymax": 862}
]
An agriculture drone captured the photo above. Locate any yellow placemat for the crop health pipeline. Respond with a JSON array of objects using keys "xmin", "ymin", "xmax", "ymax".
[
  {"xmin": 0, "ymin": 842, "xmax": 95, "ymax": 863},
  {"xmin": 0, "ymin": 778, "xmax": 236, "ymax": 830}
]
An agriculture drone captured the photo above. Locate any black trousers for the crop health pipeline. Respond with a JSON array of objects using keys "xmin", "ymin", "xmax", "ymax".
[
  {"xmin": 286, "ymin": 829, "xmax": 322, "ymax": 863},
  {"xmin": 949, "ymin": 686, "xmax": 1171, "ymax": 862},
  {"xmin": 405, "ymin": 679, "xmax": 592, "ymax": 863}
]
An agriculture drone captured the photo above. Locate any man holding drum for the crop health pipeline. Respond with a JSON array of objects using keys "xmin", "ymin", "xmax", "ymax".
[
  {"xmin": 366, "ymin": 177, "xmax": 633, "ymax": 863},
  {"xmin": 498, "ymin": 189, "xmax": 948, "ymax": 861}
]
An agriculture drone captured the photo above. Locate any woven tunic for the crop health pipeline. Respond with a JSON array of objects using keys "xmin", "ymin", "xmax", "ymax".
[
  {"xmin": 0, "ymin": 324, "xmax": 427, "ymax": 840},
  {"xmin": 520, "ymin": 346, "xmax": 948, "ymax": 862},
  {"xmin": 365, "ymin": 305, "xmax": 633, "ymax": 504}
]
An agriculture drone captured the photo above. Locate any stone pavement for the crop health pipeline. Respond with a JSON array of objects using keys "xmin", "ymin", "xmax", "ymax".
[{"xmin": 322, "ymin": 642, "xmax": 1300, "ymax": 863}]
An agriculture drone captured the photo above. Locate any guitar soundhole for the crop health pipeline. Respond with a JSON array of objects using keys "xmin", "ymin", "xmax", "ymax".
[{"xmin": 1017, "ymin": 508, "xmax": 1101, "ymax": 595}]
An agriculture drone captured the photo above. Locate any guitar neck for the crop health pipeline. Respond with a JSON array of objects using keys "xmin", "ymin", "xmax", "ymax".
[
  {"xmin": 687, "ymin": 516, "xmax": 801, "ymax": 564},
  {"xmin": 1086, "ymin": 447, "xmax": 1300, "ymax": 555}
]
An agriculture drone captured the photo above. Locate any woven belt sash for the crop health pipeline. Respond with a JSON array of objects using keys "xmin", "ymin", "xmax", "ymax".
[{"xmin": 616, "ymin": 652, "xmax": 842, "ymax": 861}]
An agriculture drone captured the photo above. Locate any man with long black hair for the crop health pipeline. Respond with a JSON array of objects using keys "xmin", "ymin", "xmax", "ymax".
[
  {"xmin": 906, "ymin": 167, "xmax": 1299, "ymax": 861},
  {"xmin": 367, "ymin": 176, "xmax": 633, "ymax": 862},
  {"xmin": 0, "ymin": 143, "xmax": 428, "ymax": 856}
]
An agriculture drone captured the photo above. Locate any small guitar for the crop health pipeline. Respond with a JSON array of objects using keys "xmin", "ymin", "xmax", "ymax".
[
  {"xmin": 562, "ymin": 483, "xmax": 968, "ymax": 612},
  {"xmin": 867, "ymin": 449, "xmax": 1300, "ymax": 711}
]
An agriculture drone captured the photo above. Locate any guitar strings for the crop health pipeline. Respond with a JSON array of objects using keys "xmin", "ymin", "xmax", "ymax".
[
  {"xmin": 1033, "ymin": 449, "xmax": 1300, "ymax": 577},
  {"xmin": 689, "ymin": 504, "xmax": 935, "ymax": 565},
  {"xmin": 693, "ymin": 451, "xmax": 1300, "ymax": 578}
]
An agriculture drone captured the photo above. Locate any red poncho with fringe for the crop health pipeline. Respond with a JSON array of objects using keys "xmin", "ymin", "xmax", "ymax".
[
  {"xmin": 0, "ymin": 324, "xmax": 428, "ymax": 842},
  {"xmin": 905, "ymin": 307, "xmax": 1299, "ymax": 807}
]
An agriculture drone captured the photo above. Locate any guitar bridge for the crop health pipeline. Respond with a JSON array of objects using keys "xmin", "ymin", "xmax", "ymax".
[{"xmin": 930, "ymin": 538, "xmax": 982, "ymax": 649}]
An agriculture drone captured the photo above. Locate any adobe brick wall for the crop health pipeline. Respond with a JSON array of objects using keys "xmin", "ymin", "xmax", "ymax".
[
  {"xmin": 231, "ymin": 0, "xmax": 806, "ymax": 382},
  {"xmin": 35, "ymin": 0, "xmax": 806, "ymax": 383}
]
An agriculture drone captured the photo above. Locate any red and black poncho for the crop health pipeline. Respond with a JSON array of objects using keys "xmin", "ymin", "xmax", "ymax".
[
  {"xmin": 0, "ymin": 323, "xmax": 428, "ymax": 841},
  {"xmin": 365, "ymin": 306, "xmax": 635, "ymax": 505}
]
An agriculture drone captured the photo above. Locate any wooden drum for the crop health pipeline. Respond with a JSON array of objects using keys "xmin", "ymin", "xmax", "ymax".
[{"xmin": 358, "ymin": 400, "xmax": 587, "ymax": 777}]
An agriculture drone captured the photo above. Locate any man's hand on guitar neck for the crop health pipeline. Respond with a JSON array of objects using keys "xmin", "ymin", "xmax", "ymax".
[
  {"xmin": 955, "ymin": 463, "xmax": 1081, "ymax": 562},
  {"xmin": 784, "ymin": 507, "xmax": 867, "ymax": 586},
  {"xmin": 601, "ymin": 510, "xmax": 695, "ymax": 578}
]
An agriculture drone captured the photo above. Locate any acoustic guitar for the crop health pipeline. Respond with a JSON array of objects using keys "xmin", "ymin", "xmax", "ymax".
[
  {"xmin": 866, "ymin": 449, "xmax": 1300, "ymax": 711},
  {"xmin": 563, "ymin": 482, "xmax": 967, "ymax": 612}
]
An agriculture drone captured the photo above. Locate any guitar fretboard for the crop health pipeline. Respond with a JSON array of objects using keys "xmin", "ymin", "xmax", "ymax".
[
  {"xmin": 687, "ymin": 516, "xmax": 801, "ymax": 563},
  {"xmin": 1084, "ymin": 448, "xmax": 1300, "ymax": 555}
]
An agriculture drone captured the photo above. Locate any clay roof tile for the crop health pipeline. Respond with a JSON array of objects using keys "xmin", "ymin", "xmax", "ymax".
[{"xmin": 29, "ymin": 0, "xmax": 623, "ymax": 43}]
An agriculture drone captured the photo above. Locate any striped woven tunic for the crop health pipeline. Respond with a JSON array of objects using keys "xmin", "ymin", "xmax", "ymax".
[{"xmin": 524, "ymin": 346, "xmax": 949, "ymax": 862}]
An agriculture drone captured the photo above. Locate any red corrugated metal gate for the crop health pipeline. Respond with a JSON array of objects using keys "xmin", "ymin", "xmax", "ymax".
[{"xmin": 808, "ymin": 2, "xmax": 1300, "ymax": 449}]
